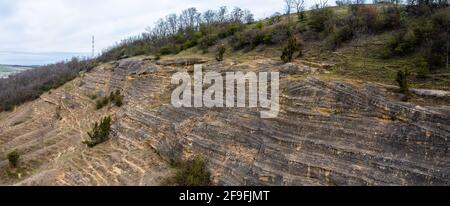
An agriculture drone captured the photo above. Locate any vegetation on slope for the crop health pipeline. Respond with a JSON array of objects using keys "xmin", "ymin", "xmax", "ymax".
[
  {"xmin": 95, "ymin": 90, "xmax": 124, "ymax": 110},
  {"xmin": 7, "ymin": 150, "xmax": 20, "ymax": 168},
  {"xmin": 83, "ymin": 116, "xmax": 112, "ymax": 148},
  {"xmin": 164, "ymin": 156, "xmax": 211, "ymax": 186},
  {"xmin": 97, "ymin": 1, "xmax": 448, "ymax": 90},
  {"xmin": 0, "ymin": 58, "xmax": 98, "ymax": 112}
]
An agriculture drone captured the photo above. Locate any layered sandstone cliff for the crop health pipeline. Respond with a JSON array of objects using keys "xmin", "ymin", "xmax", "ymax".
[{"xmin": 0, "ymin": 56, "xmax": 448, "ymax": 185}]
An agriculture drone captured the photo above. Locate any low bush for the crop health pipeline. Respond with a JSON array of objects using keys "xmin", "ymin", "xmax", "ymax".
[
  {"xmin": 396, "ymin": 68, "xmax": 410, "ymax": 97},
  {"xmin": 95, "ymin": 90, "xmax": 124, "ymax": 109},
  {"xmin": 415, "ymin": 56, "xmax": 430, "ymax": 79},
  {"xmin": 380, "ymin": 6, "xmax": 402, "ymax": 30},
  {"xmin": 426, "ymin": 10, "xmax": 449, "ymax": 69},
  {"xmin": 173, "ymin": 156, "xmax": 211, "ymax": 186},
  {"xmin": 218, "ymin": 23, "xmax": 244, "ymax": 38},
  {"xmin": 7, "ymin": 150, "xmax": 20, "ymax": 168},
  {"xmin": 198, "ymin": 35, "xmax": 218, "ymax": 52},
  {"xmin": 326, "ymin": 26, "xmax": 353, "ymax": 50},
  {"xmin": 159, "ymin": 45, "xmax": 177, "ymax": 55},
  {"xmin": 308, "ymin": 7, "xmax": 336, "ymax": 34},
  {"xmin": 110, "ymin": 90, "xmax": 124, "ymax": 107},
  {"xmin": 83, "ymin": 116, "xmax": 112, "ymax": 148},
  {"xmin": 269, "ymin": 24, "xmax": 290, "ymax": 44},
  {"xmin": 231, "ymin": 28, "xmax": 266, "ymax": 50},
  {"xmin": 215, "ymin": 44, "xmax": 226, "ymax": 61},
  {"xmin": 96, "ymin": 97, "xmax": 110, "ymax": 110},
  {"xmin": 267, "ymin": 12, "xmax": 282, "ymax": 25},
  {"xmin": 255, "ymin": 22, "xmax": 264, "ymax": 29},
  {"xmin": 382, "ymin": 8, "xmax": 448, "ymax": 70},
  {"xmin": 354, "ymin": 5, "xmax": 381, "ymax": 32},
  {"xmin": 281, "ymin": 34, "xmax": 303, "ymax": 63},
  {"xmin": 385, "ymin": 29, "xmax": 418, "ymax": 57}
]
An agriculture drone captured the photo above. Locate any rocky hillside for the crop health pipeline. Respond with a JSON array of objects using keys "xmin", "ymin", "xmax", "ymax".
[{"xmin": 0, "ymin": 55, "xmax": 449, "ymax": 185}]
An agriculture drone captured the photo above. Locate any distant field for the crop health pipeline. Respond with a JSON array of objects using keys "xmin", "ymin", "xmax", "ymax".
[{"xmin": 0, "ymin": 65, "xmax": 32, "ymax": 78}]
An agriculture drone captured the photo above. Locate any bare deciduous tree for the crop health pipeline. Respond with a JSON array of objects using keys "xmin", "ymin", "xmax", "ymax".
[
  {"xmin": 166, "ymin": 14, "xmax": 178, "ymax": 35},
  {"xmin": 284, "ymin": 0, "xmax": 294, "ymax": 25},
  {"xmin": 203, "ymin": 10, "xmax": 216, "ymax": 25},
  {"xmin": 217, "ymin": 6, "xmax": 228, "ymax": 23},
  {"xmin": 316, "ymin": 0, "xmax": 329, "ymax": 8},
  {"xmin": 231, "ymin": 7, "xmax": 244, "ymax": 23},
  {"xmin": 293, "ymin": 0, "xmax": 305, "ymax": 21},
  {"xmin": 243, "ymin": 9, "xmax": 255, "ymax": 24},
  {"xmin": 179, "ymin": 8, "xmax": 201, "ymax": 30}
]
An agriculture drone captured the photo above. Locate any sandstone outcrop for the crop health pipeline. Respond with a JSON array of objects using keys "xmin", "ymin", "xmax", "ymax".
[{"xmin": 0, "ymin": 56, "xmax": 448, "ymax": 185}]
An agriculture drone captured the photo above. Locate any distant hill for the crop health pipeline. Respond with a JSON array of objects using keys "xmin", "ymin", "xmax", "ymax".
[{"xmin": 0, "ymin": 51, "xmax": 90, "ymax": 66}]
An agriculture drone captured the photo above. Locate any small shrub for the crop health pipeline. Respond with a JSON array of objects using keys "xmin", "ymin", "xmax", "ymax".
[
  {"xmin": 125, "ymin": 44, "xmax": 150, "ymax": 56},
  {"xmin": 7, "ymin": 150, "xmax": 20, "ymax": 168},
  {"xmin": 426, "ymin": 11, "xmax": 449, "ymax": 69},
  {"xmin": 255, "ymin": 22, "xmax": 264, "ymax": 29},
  {"xmin": 380, "ymin": 6, "xmax": 402, "ymax": 30},
  {"xmin": 159, "ymin": 46, "xmax": 174, "ymax": 55},
  {"xmin": 95, "ymin": 90, "xmax": 124, "ymax": 109},
  {"xmin": 182, "ymin": 40, "xmax": 196, "ymax": 50},
  {"xmin": 326, "ymin": 26, "xmax": 353, "ymax": 50},
  {"xmin": 110, "ymin": 90, "xmax": 124, "ymax": 107},
  {"xmin": 356, "ymin": 5, "xmax": 381, "ymax": 32},
  {"xmin": 95, "ymin": 96, "xmax": 110, "ymax": 110},
  {"xmin": 415, "ymin": 56, "xmax": 430, "ymax": 79},
  {"xmin": 281, "ymin": 34, "xmax": 302, "ymax": 63},
  {"xmin": 308, "ymin": 8, "xmax": 336, "ymax": 34},
  {"xmin": 231, "ymin": 28, "xmax": 266, "ymax": 50},
  {"xmin": 218, "ymin": 23, "xmax": 243, "ymax": 38},
  {"xmin": 83, "ymin": 116, "xmax": 112, "ymax": 148},
  {"xmin": 267, "ymin": 12, "xmax": 282, "ymax": 25},
  {"xmin": 263, "ymin": 33, "xmax": 272, "ymax": 44},
  {"xmin": 198, "ymin": 35, "xmax": 218, "ymax": 52},
  {"xmin": 215, "ymin": 44, "xmax": 226, "ymax": 62},
  {"xmin": 396, "ymin": 68, "xmax": 410, "ymax": 100},
  {"xmin": 173, "ymin": 156, "xmax": 211, "ymax": 186},
  {"xmin": 269, "ymin": 24, "xmax": 290, "ymax": 44},
  {"xmin": 231, "ymin": 26, "xmax": 281, "ymax": 50},
  {"xmin": 89, "ymin": 94, "xmax": 97, "ymax": 100},
  {"xmin": 383, "ymin": 30, "xmax": 418, "ymax": 58}
]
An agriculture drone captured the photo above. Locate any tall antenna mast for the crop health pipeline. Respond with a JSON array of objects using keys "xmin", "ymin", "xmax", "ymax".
[{"xmin": 92, "ymin": 35, "xmax": 95, "ymax": 58}]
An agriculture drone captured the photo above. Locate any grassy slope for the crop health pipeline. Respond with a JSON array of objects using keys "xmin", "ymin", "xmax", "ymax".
[{"xmin": 171, "ymin": 5, "xmax": 450, "ymax": 91}]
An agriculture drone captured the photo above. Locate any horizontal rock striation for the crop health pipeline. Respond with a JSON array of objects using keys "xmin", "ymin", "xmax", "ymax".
[
  {"xmin": 113, "ymin": 58, "xmax": 449, "ymax": 186},
  {"xmin": 0, "ymin": 56, "xmax": 448, "ymax": 185}
]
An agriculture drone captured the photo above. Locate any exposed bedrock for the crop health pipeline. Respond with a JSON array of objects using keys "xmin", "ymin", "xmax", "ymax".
[
  {"xmin": 111, "ymin": 58, "xmax": 449, "ymax": 186},
  {"xmin": 0, "ymin": 57, "xmax": 448, "ymax": 185}
]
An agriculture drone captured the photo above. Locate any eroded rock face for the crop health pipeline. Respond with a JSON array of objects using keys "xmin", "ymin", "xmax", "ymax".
[
  {"xmin": 112, "ymin": 58, "xmax": 449, "ymax": 186},
  {"xmin": 0, "ymin": 57, "xmax": 448, "ymax": 186},
  {"xmin": 0, "ymin": 58, "xmax": 172, "ymax": 186}
]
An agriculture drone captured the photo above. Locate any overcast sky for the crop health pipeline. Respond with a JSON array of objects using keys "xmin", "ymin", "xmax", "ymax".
[{"xmin": 0, "ymin": 0, "xmax": 325, "ymax": 65}]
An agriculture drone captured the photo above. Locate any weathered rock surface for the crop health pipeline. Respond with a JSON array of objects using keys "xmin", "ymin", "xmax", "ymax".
[
  {"xmin": 411, "ymin": 88, "xmax": 450, "ymax": 101},
  {"xmin": 156, "ymin": 57, "xmax": 208, "ymax": 66},
  {"xmin": 0, "ymin": 56, "xmax": 448, "ymax": 185}
]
